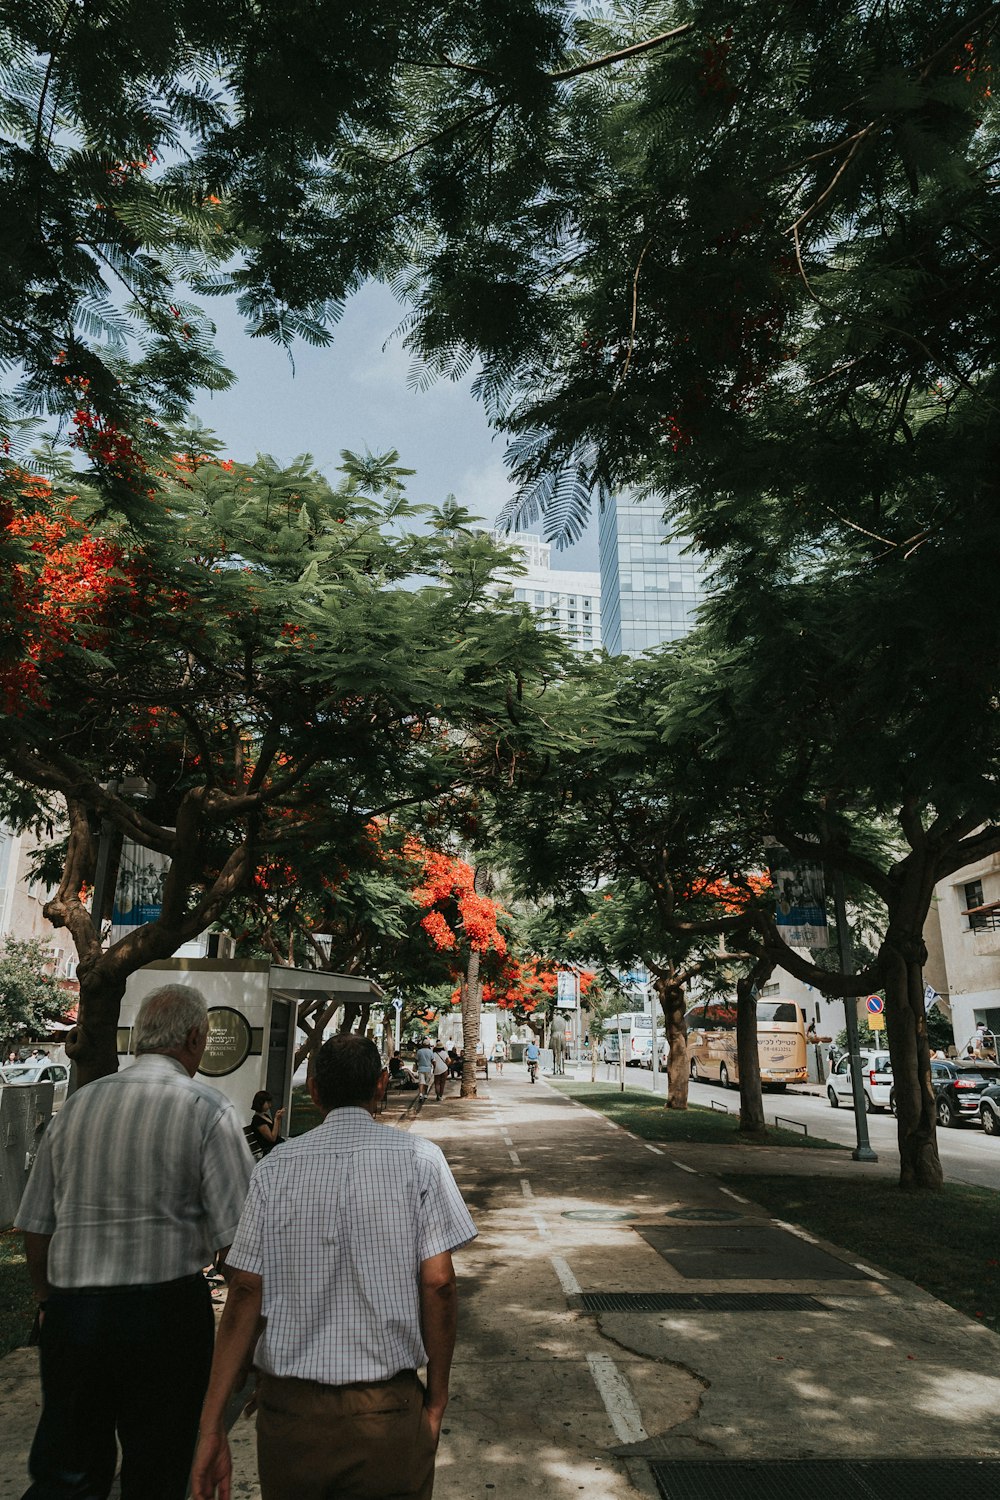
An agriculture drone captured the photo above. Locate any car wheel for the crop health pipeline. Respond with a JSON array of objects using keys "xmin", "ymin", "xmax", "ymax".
[
  {"xmin": 689, "ymin": 1059, "xmax": 698, "ymax": 1081},
  {"xmin": 937, "ymin": 1096, "xmax": 957, "ymax": 1128},
  {"xmin": 889, "ymin": 1090, "xmax": 897, "ymax": 1117},
  {"xmin": 719, "ymin": 1064, "xmax": 731, "ymax": 1089},
  {"xmin": 982, "ymin": 1106, "xmax": 999, "ymax": 1136},
  {"xmin": 863, "ymin": 1092, "xmax": 873, "ymax": 1114},
  {"xmin": 827, "ymin": 1086, "xmax": 839, "ymax": 1109}
]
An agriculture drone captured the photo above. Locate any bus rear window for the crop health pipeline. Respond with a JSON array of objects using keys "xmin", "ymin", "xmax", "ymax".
[{"xmin": 756, "ymin": 1003, "xmax": 799, "ymax": 1024}]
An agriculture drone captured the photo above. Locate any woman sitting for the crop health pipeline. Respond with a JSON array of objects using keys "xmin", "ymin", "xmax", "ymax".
[{"xmin": 249, "ymin": 1090, "xmax": 285, "ymax": 1155}]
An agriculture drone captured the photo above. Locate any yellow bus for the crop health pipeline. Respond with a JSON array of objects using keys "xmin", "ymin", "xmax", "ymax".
[{"xmin": 685, "ymin": 998, "xmax": 807, "ymax": 1090}]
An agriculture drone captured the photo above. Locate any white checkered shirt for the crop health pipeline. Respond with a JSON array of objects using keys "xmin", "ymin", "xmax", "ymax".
[
  {"xmin": 227, "ymin": 1106, "xmax": 477, "ymax": 1384},
  {"xmin": 16, "ymin": 1053, "xmax": 253, "ymax": 1287}
]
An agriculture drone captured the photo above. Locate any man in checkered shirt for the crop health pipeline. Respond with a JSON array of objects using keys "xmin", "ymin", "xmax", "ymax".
[{"xmin": 191, "ymin": 1033, "xmax": 477, "ymax": 1500}]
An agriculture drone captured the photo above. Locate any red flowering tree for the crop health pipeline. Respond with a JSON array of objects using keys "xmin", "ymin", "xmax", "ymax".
[
  {"xmin": 0, "ymin": 449, "xmax": 562, "ymax": 1083},
  {"xmin": 407, "ymin": 842, "xmax": 507, "ymax": 1098}
]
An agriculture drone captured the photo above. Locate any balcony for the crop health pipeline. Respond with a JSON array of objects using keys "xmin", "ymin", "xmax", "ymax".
[{"xmin": 965, "ymin": 903, "xmax": 1000, "ymax": 957}]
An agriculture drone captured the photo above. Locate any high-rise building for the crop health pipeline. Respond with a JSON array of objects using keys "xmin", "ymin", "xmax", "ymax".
[
  {"xmin": 488, "ymin": 532, "xmax": 601, "ymax": 653},
  {"xmin": 598, "ymin": 494, "xmax": 705, "ymax": 655}
]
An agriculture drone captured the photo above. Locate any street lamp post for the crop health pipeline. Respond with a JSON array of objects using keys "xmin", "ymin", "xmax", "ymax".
[{"xmin": 833, "ymin": 869, "xmax": 878, "ymax": 1163}]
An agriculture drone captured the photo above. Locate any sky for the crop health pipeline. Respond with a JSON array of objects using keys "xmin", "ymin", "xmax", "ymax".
[{"xmin": 192, "ymin": 281, "xmax": 600, "ymax": 572}]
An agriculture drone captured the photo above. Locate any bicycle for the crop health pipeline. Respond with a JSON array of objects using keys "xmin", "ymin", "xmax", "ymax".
[{"xmin": 527, "ymin": 1057, "xmax": 539, "ymax": 1084}]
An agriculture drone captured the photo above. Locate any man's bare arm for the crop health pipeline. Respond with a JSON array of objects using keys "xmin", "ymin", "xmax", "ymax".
[
  {"xmin": 419, "ymin": 1251, "xmax": 458, "ymax": 1444},
  {"xmin": 190, "ymin": 1269, "xmax": 263, "ymax": 1500}
]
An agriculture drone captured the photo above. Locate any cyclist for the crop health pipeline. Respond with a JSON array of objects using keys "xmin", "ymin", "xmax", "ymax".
[{"xmin": 524, "ymin": 1037, "xmax": 540, "ymax": 1083}]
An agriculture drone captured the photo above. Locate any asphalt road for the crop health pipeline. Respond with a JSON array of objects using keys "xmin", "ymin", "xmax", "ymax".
[{"xmin": 564, "ymin": 1061, "xmax": 1000, "ymax": 1191}]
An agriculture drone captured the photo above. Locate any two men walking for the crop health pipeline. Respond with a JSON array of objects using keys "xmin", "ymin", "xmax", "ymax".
[{"xmin": 17, "ymin": 991, "xmax": 476, "ymax": 1500}]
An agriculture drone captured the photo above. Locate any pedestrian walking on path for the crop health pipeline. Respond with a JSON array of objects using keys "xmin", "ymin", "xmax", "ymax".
[
  {"xmin": 15, "ymin": 984, "xmax": 252, "ymax": 1500},
  {"xmin": 415, "ymin": 1040, "xmax": 434, "ymax": 1096},
  {"xmin": 191, "ymin": 1033, "xmax": 477, "ymax": 1500},
  {"xmin": 431, "ymin": 1043, "xmax": 450, "ymax": 1099}
]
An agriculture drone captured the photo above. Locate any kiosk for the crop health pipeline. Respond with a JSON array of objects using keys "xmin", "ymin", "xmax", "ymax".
[{"xmin": 116, "ymin": 958, "xmax": 384, "ymax": 1122}]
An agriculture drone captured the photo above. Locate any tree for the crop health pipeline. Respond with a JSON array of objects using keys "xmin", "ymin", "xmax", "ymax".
[
  {"xmin": 658, "ymin": 605, "xmax": 998, "ymax": 1191},
  {"xmin": 408, "ymin": 843, "xmax": 508, "ymax": 1097},
  {"xmin": 490, "ymin": 652, "xmax": 782, "ymax": 1131},
  {"xmin": 0, "ymin": 0, "xmax": 574, "ymax": 505},
  {"xmin": 0, "ymin": 936, "xmax": 70, "ymax": 1052},
  {"xmin": 0, "ymin": 445, "xmax": 562, "ymax": 1081}
]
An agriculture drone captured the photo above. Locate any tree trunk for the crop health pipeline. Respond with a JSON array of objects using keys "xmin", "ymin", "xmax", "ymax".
[
  {"xmin": 882, "ymin": 930, "xmax": 942, "ymax": 1190},
  {"xmin": 66, "ymin": 963, "xmax": 129, "ymax": 1085},
  {"xmin": 736, "ymin": 966, "xmax": 768, "ymax": 1137},
  {"xmin": 460, "ymin": 949, "xmax": 482, "ymax": 1098},
  {"xmin": 293, "ymin": 998, "xmax": 343, "ymax": 1071},
  {"xmin": 656, "ymin": 975, "xmax": 690, "ymax": 1110}
]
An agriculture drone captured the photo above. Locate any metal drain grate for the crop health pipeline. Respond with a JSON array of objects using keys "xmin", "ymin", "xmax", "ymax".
[
  {"xmin": 649, "ymin": 1460, "xmax": 1000, "ymax": 1500},
  {"xmin": 578, "ymin": 1292, "xmax": 827, "ymax": 1313}
]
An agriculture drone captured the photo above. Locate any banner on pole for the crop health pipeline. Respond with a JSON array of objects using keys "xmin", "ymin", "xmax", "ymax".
[
  {"xmin": 557, "ymin": 971, "xmax": 578, "ymax": 1009},
  {"xmin": 924, "ymin": 984, "xmax": 942, "ymax": 1013},
  {"xmin": 767, "ymin": 847, "xmax": 829, "ymax": 949}
]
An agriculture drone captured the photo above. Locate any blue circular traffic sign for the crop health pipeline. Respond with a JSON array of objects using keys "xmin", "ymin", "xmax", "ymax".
[{"xmin": 865, "ymin": 995, "xmax": 884, "ymax": 1014}]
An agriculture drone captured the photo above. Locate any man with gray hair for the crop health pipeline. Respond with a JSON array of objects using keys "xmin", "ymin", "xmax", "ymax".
[{"xmin": 16, "ymin": 983, "xmax": 253, "ymax": 1500}]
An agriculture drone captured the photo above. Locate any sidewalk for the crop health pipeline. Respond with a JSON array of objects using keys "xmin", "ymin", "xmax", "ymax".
[{"xmin": 4, "ymin": 1074, "xmax": 1000, "ymax": 1498}]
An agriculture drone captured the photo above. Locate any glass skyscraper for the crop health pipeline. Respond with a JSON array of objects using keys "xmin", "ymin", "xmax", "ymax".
[{"xmin": 598, "ymin": 495, "xmax": 705, "ymax": 655}]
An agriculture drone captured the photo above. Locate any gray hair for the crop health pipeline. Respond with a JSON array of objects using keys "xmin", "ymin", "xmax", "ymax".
[{"xmin": 134, "ymin": 984, "xmax": 209, "ymax": 1054}]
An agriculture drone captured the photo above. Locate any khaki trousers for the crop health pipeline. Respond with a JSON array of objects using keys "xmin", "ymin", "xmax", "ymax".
[{"xmin": 256, "ymin": 1369, "xmax": 437, "ymax": 1500}]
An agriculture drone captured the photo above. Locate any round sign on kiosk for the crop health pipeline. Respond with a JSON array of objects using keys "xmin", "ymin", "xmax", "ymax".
[{"xmin": 198, "ymin": 1006, "xmax": 253, "ymax": 1078}]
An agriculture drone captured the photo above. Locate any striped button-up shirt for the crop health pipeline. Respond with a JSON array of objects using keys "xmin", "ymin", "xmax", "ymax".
[
  {"xmin": 16, "ymin": 1053, "xmax": 252, "ymax": 1287},
  {"xmin": 227, "ymin": 1107, "xmax": 477, "ymax": 1385}
]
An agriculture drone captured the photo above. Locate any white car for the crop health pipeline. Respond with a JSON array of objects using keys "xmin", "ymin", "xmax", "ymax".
[
  {"xmin": 826, "ymin": 1051, "xmax": 893, "ymax": 1113},
  {"xmin": 1, "ymin": 1060, "xmax": 70, "ymax": 1109}
]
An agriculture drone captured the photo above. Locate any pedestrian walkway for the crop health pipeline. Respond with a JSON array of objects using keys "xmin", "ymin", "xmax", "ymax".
[{"xmin": 4, "ymin": 1073, "xmax": 1000, "ymax": 1498}]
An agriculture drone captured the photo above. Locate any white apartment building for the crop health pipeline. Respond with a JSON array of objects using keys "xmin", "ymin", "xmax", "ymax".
[
  {"xmin": 0, "ymin": 822, "xmax": 79, "ymax": 983},
  {"xmin": 489, "ymin": 532, "xmax": 601, "ymax": 653},
  {"xmin": 930, "ymin": 851, "xmax": 1000, "ymax": 1050}
]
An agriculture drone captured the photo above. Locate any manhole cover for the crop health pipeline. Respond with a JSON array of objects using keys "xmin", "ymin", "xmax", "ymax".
[
  {"xmin": 577, "ymin": 1292, "xmax": 826, "ymax": 1312},
  {"xmin": 666, "ymin": 1207, "xmax": 742, "ymax": 1222},
  {"xmin": 561, "ymin": 1209, "xmax": 640, "ymax": 1223},
  {"xmin": 649, "ymin": 1460, "xmax": 1000, "ymax": 1500}
]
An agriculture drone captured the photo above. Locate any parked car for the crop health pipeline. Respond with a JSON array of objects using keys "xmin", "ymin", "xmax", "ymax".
[
  {"xmin": 889, "ymin": 1059, "xmax": 1000, "ymax": 1127},
  {"xmin": 979, "ymin": 1084, "xmax": 1000, "ymax": 1136},
  {"xmin": 826, "ymin": 1051, "xmax": 893, "ymax": 1112},
  {"xmin": 0, "ymin": 1059, "xmax": 69, "ymax": 1109}
]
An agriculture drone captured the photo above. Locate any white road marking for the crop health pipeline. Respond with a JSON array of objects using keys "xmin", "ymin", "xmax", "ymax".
[
  {"xmin": 854, "ymin": 1263, "xmax": 888, "ymax": 1281},
  {"xmin": 774, "ymin": 1219, "xmax": 819, "ymax": 1245},
  {"xmin": 586, "ymin": 1353, "xmax": 649, "ymax": 1446},
  {"xmin": 520, "ymin": 1178, "xmax": 534, "ymax": 1199},
  {"xmin": 672, "ymin": 1161, "xmax": 699, "ymax": 1175},
  {"xmin": 550, "ymin": 1255, "xmax": 582, "ymax": 1297},
  {"xmin": 718, "ymin": 1187, "xmax": 750, "ymax": 1204},
  {"xmin": 508, "ymin": 1149, "xmax": 522, "ymax": 1166},
  {"xmin": 501, "ymin": 1134, "xmax": 514, "ymax": 1147},
  {"xmin": 533, "ymin": 1213, "xmax": 551, "ymax": 1239},
  {"xmin": 644, "ymin": 1143, "xmax": 664, "ymax": 1155}
]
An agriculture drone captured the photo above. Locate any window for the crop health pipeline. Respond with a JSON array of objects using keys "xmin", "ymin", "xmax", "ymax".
[
  {"xmin": 756, "ymin": 1003, "xmax": 799, "ymax": 1024},
  {"xmin": 964, "ymin": 879, "xmax": 985, "ymax": 911}
]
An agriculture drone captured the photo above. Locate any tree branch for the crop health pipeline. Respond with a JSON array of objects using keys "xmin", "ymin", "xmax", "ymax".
[{"xmin": 550, "ymin": 23, "xmax": 694, "ymax": 81}]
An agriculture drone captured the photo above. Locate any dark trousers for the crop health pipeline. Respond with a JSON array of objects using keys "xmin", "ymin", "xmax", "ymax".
[{"xmin": 23, "ymin": 1274, "xmax": 214, "ymax": 1500}]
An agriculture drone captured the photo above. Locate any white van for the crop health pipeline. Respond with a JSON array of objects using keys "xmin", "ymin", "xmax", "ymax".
[
  {"xmin": 826, "ymin": 1051, "xmax": 893, "ymax": 1112},
  {"xmin": 601, "ymin": 1013, "xmax": 653, "ymax": 1067}
]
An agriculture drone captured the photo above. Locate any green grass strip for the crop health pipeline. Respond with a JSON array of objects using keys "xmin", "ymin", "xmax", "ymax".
[
  {"xmin": 551, "ymin": 1080, "xmax": 843, "ymax": 1150},
  {"xmin": 289, "ymin": 1084, "xmax": 323, "ymax": 1137},
  {"xmin": 720, "ymin": 1174, "xmax": 1000, "ymax": 1331}
]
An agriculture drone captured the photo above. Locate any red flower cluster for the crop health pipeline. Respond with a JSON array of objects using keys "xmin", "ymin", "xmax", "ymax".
[
  {"xmin": 406, "ymin": 841, "xmax": 506, "ymax": 957},
  {"xmin": 2, "ymin": 479, "xmax": 139, "ymax": 711}
]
